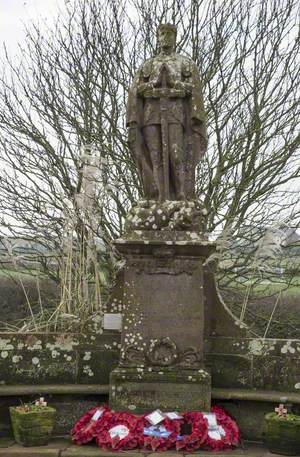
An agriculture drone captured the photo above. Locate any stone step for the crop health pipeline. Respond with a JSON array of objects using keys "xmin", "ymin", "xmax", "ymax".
[{"xmin": 0, "ymin": 438, "xmax": 285, "ymax": 457}]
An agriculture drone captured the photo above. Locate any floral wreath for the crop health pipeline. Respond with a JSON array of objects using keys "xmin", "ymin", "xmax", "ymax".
[
  {"xmin": 203, "ymin": 406, "xmax": 240, "ymax": 451},
  {"xmin": 95, "ymin": 411, "xmax": 144, "ymax": 450},
  {"xmin": 176, "ymin": 411, "xmax": 208, "ymax": 451},
  {"xmin": 142, "ymin": 416, "xmax": 182, "ymax": 451},
  {"xmin": 71, "ymin": 405, "xmax": 240, "ymax": 451},
  {"xmin": 71, "ymin": 405, "xmax": 112, "ymax": 445}
]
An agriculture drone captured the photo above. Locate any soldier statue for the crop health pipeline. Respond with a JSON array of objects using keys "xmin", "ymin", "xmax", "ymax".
[{"xmin": 127, "ymin": 23, "xmax": 207, "ymax": 202}]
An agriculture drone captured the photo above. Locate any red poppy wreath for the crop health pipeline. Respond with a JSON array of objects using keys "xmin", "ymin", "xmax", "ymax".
[
  {"xmin": 71, "ymin": 405, "xmax": 112, "ymax": 445},
  {"xmin": 176, "ymin": 411, "xmax": 208, "ymax": 451},
  {"xmin": 71, "ymin": 405, "xmax": 240, "ymax": 451},
  {"xmin": 142, "ymin": 416, "xmax": 183, "ymax": 452},
  {"xmin": 203, "ymin": 406, "xmax": 240, "ymax": 451},
  {"xmin": 95, "ymin": 411, "xmax": 144, "ymax": 450}
]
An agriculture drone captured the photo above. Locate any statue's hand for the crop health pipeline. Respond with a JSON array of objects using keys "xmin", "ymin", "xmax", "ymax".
[
  {"xmin": 184, "ymin": 82, "xmax": 193, "ymax": 95},
  {"xmin": 137, "ymin": 82, "xmax": 153, "ymax": 96},
  {"xmin": 174, "ymin": 81, "xmax": 193, "ymax": 95}
]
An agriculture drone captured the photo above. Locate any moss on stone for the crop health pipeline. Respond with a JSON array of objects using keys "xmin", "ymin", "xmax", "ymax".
[
  {"xmin": 265, "ymin": 412, "xmax": 300, "ymax": 455},
  {"xmin": 10, "ymin": 406, "xmax": 56, "ymax": 446}
]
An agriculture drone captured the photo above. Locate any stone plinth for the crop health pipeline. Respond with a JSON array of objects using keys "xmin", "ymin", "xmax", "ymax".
[
  {"xmin": 110, "ymin": 367, "xmax": 211, "ymax": 413},
  {"xmin": 109, "ymin": 214, "xmax": 215, "ymax": 412}
]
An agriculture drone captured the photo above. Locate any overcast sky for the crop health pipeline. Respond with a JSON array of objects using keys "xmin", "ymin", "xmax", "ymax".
[{"xmin": 0, "ymin": 0, "xmax": 62, "ymax": 55}]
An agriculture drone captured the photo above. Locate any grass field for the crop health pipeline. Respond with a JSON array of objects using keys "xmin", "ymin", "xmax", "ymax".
[{"xmin": 0, "ymin": 266, "xmax": 299, "ymax": 338}]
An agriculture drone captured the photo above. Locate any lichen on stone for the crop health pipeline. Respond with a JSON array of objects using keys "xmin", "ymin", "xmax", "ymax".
[{"xmin": 124, "ymin": 200, "xmax": 207, "ymax": 240}]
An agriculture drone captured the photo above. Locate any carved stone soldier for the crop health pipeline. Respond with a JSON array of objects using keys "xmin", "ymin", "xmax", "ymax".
[{"xmin": 127, "ymin": 23, "xmax": 207, "ymax": 201}]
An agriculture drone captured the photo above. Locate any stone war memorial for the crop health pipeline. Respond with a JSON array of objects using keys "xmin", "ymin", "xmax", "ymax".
[
  {"xmin": 1, "ymin": 21, "xmax": 300, "ymax": 457},
  {"xmin": 110, "ymin": 23, "xmax": 214, "ymax": 413}
]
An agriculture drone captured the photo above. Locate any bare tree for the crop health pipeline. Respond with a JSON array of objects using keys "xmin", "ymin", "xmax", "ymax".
[{"xmin": 0, "ymin": 0, "xmax": 299, "ymax": 333}]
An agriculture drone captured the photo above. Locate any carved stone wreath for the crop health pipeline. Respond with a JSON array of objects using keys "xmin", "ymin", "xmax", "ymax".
[
  {"xmin": 178, "ymin": 347, "xmax": 201, "ymax": 368},
  {"xmin": 147, "ymin": 337, "xmax": 178, "ymax": 366},
  {"xmin": 121, "ymin": 340, "xmax": 202, "ymax": 368},
  {"xmin": 122, "ymin": 345, "xmax": 145, "ymax": 366}
]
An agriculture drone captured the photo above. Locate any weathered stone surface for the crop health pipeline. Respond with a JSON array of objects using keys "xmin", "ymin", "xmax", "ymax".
[
  {"xmin": 44, "ymin": 438, "xmax": 70, "ymax": 449},
  {"xmin": 253, "ymin": 356, "xmax": 300, "ymax": 391},
  {"xmin": 212, "ymin": 387, "xmax": 300, "ymax": 404},
  {"xmin": 77, "ymin": 350, "xmax": 119, "ymax": 384},
  {"xmin": 0, "ymin": 436, "xmax": 288, "ymax": 456},
  {"xmin": 112, "ymin": 207, "xmax": 253, "ymax": 415},
  {"xmin": 185, "ymin": 452, "xmax": 245, "ymax": 456},
  {"xmin": 115, "ymin": 240, "xmax": 214, "ymax": 370},
  {"xmin": 104, "ymin": 269, "xmax": 125, "ymax": 315},
  {"xmin": 207, "ymin": 337, "xmax": 300, "ymax": 358},
  {"xmin": 206, "ymin": 354, "xmax": 253, "ymax": 388},
  {"xmin": 50, "ymin": 396, "xmax": 108, "ymax": 435},
  {"xmin": 63, "ymin": 447, "xmax": 142, "ymax": 456},
  {"xmin": 0, "ymin": 349, "xmax": 77, "ymax": 385},
  {"xmin": 110, "ymin": 367, "xmax": 211, "ymax": 412},
  {"xmin": 147, "ymin": 454, "xmax": 181, "ymax": 457},
  {"xmin": 62, "ymin": 446, "xmax": 98, "ymax": 456},
  {"xmin": 124, "ymin": 200, "xmax": 206, "ymax": 238},
  {"xmin": 0, "ymin": 446, "xmax": 60, "ymax": 456},
  {"xmin": 213, "ymin": 399, "xmax": 270, "ymax": 442},
  {"xmin": 0, "ymin": 331, "xmax": 120, "ymax": 386},
  {"xmin": 0, "ymin": 333, "xmax": 68, "ymax": 386},
  {"xmin": 0, "ymin": 329, "xmax": 299, "ymax": 396},
  {"xmin": 203, "ymin": 337, "xmax": 300, "ymax": 391},
  {"xmin": 203, "ymin": 285, "xmax": 249, "ymax": 340},
  {"xmin": 0, "ymin": 437, "xmax": 14, "ymax": 447}
]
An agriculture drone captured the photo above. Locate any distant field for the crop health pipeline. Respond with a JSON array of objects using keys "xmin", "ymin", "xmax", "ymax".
[
  {"xmin": 0, "ymin": 266, "xmax": 298, "ymax": 338},
  {"xmin": 220, "ymin": 271, "xmax": 300, "ymax": 296},
  {"xmin": 0, "ymin": 268, "xmax": 50, "ymax": 278},
  {"xmin": 219, "ymin": 271, "xmax": 300, "ymax": 338},
  {"xmin": 0, "ymin": 268, "xmax": 58, "ymax": 323}
]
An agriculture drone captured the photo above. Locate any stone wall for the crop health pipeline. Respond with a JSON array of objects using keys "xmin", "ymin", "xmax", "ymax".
[
  {"xmin": 0, "ymin": 331, "xmax": 299, "ymax": 392},
  {"xmin": 0, "ymin": 329, "xmax": 299, "ymax": 441},
  {"xmin": 0, "ymin": 392, "xmax": 108, "ymax": 437},
  {"xmin": 205, "ymin": 337, "xmax": 300, "ymax": 392},
  {"xmin": 0, "ymin": 268, "xmax": 299, "ymax": 441},
  {"xmin": 0, "ymin": 331, "xmax": 120, "ymax": 385}
]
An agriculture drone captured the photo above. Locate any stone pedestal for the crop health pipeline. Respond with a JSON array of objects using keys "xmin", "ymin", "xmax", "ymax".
[
  {"xmin": 109, "ymin": 201, "xmax": 215, "ymax": 412},
  {"xmin": 110, "ymin": 367, "xmax": 211, "ymax": 413}
]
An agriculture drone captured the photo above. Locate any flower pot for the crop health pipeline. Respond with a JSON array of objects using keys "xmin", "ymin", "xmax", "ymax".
[
  {"xmin": 9, "ymin": 406, "xmax": 56, "ymax": 447},
  {"xmin": 265, "ymin": 412, "xmax": 300, "ymax": 456}
]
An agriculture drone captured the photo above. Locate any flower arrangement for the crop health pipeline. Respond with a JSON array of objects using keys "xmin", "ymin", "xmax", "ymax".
[
  {"xmin": 10, "ymin": 398, "xmax": 56, "ymax": 447},
  {"xmin": 265, "ymin": 401, "xmax": 300, "ymax": 456},
  {"xmin": 71, "ymin": 405, "xmax": 112, "ymax": 445},
  {"xmin": 13, "ymin": 397, "xmax": 48, "ymax": 413},
  {"xmin": 205, "ymin": 406, "xmax": 240, "ymax": 451},
  {"xmin": 95, "ymin": 411, "xmax": 144, "ymax": 450},
  {"xmin": 71, "ymin": 405, "xmax": 240, "ymax": 452},
  {"xmin": 143, "ymin": 416, "xmax": 182, "ymax": 451},
  {"xmin": 176, "ymin": 412, "xmax": 208, "ymax": 451}
]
